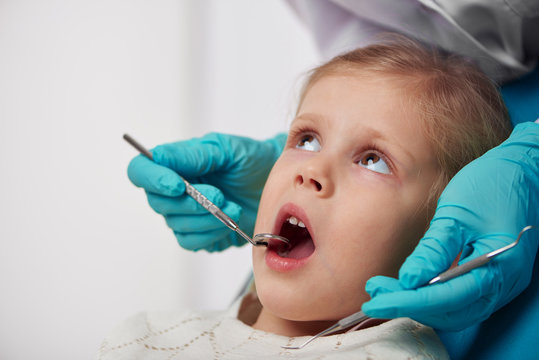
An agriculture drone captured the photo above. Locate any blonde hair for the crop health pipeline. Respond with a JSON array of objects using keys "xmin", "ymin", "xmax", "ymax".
[{"xmin": 298, "ymin": 36, "xmax": 512, "ymax": 207}]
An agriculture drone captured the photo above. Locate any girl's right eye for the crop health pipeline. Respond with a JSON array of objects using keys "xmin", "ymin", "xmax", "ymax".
[{"xmin": 296, "ymin": 134, "xmax": 321, "ymax": 152}]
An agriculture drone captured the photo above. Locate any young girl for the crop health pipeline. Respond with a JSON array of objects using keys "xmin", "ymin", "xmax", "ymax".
[{"xmin": 99, "ymin": 38, "xmax": 511, "ymax": 359}]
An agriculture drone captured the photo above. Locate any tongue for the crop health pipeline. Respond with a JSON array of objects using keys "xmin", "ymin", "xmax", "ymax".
[
  {"xmin": 276, "ymin": 221, "xmax": 316, "ymax": 259},
  {"xmin": 287, "ymin": 236, "xmax": 315, "ymax": 259}
]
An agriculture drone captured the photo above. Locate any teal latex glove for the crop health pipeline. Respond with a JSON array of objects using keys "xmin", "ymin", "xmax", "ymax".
[
  {"xmin": 362, "ymin": 121, "xmax": 539, "ymax": 331},
  {"xmin": 127, "ymin": 132, "xmax": 287, "ymax": 252}
]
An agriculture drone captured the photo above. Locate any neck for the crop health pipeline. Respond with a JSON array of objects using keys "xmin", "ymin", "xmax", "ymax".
[{"xmin": 252, "ymin": 307, "xmax": 335, "ymax": 337}]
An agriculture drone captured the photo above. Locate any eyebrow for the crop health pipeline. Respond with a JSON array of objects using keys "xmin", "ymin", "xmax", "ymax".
[{"xmin": 293, "ymin": 113, "xmax": 417, "ymax": 165}]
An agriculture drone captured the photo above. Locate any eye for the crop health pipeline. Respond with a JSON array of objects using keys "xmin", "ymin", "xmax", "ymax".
[
  {"xmin": 296, "ymin": 134, "xmax": 321, "ymax": 152},
  {"xmin": 358, "ymin": 152, "xmax": 391, "ymax": 174}
]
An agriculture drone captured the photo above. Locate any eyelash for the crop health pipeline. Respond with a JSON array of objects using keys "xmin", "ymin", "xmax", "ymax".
[
  {"xmin": 356, "ymin": 144, "xmax": 394, "ymax": 175},
  {"xmin": 288, "ymin": 125, "xmax": 319, "ymax": 148},
  {"xmin": 288, "ymin": 126, "xmax": 395, "ymax": 174}
]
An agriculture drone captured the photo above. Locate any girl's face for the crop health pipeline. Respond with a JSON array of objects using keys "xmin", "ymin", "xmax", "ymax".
[{"xmin": 252, "ymin": 74, "xmax": 440, "ymax": 335}]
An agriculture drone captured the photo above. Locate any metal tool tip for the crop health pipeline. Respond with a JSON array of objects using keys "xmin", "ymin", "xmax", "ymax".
[
  {"xmin": 281, "ymin": 346, "xmax": 301, "ymax": 350},
  {"xmin": 123, "ymin": 133, "xmax": 153, "ymax": 160},
  {"xmin": 253, "ymin": 233, "xmax": 290, "ymax": 249}
]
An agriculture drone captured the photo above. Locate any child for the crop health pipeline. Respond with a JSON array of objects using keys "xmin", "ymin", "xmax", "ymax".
[{"xmin": 99, "ymin": 37, "xmax": 511, "ymax": 359}]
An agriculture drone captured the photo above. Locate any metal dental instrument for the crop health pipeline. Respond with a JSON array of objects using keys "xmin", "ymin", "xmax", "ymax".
[
  {"xmin": 123, "ymin": 134, "xmax": 290, "ymax": 248},
  {"xmin": 282, "ymin": 225, "xmax": 535, "ymax": 350},
  {"xmin": 282, "ymin": 311, "xmax": 370, "ymax": 350},
  {"xmin": 428, "ymin": 225, "xmax": 535, "ymax": 285}
]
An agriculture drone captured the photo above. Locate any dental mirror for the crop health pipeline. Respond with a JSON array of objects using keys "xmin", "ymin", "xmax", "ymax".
[{"xmin": 253, "ymin": 233, "xmax": 291, "ymax": 249}]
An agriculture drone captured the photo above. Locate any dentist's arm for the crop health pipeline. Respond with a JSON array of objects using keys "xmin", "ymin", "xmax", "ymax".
[{"xmin": 127, "ymin": 132, "xmax": 286, "ymax": 252}]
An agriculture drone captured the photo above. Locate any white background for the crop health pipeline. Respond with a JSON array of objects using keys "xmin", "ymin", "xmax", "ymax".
[{"xmin": 0, "ymin": 0, "xmax": 318, "ymax": 358}]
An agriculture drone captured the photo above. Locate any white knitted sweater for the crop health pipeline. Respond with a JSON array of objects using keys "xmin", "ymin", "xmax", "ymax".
[{"xmin": 98, "ymin": 294, "xmax": 448, "ymax": 359}]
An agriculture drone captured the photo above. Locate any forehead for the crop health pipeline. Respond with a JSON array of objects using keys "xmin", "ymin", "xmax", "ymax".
[{"xmin": 298, "ymin": 73, "xmax": 419, "ymax": 131}]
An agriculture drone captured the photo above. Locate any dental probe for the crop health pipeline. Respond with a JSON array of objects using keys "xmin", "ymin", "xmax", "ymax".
[
  {"xmin": 428, "ymin": 225, "xmax": 535, "ymax": 285},
  {"xmin": 123, "ymin": 134, "xmax": 290, "ymax": 248},
  {"xmin": 282, "ymin": 225, "xmax": 535, "ymax": 350},
  {"xmin": 282, "ymin": 311, "xmax": 370, "ymax": 350}
]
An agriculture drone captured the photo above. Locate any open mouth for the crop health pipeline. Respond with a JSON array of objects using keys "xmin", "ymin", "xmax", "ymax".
[{"xmin": 274, "ymin": 215, "xmax": 315, "ymax": 259}]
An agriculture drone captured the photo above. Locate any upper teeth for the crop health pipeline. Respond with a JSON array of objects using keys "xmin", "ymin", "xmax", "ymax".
[{"xmin": 287, "ymin": 216, "xmax": 305, "ymax": 228}]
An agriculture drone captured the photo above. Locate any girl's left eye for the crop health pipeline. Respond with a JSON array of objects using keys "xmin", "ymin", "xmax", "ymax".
[
  {"xmin": 358, "ymin": 152, "xmax": 391, "ymax": 174},
  {"xmin": 296, "ymin": 134, "xmax": 321, "ymax": 152}
]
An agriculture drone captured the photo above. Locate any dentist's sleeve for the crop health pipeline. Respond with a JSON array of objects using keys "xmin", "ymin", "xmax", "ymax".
[{"xmin": 285, "ymin": 0, "xmax": 539, "ymax": 83}]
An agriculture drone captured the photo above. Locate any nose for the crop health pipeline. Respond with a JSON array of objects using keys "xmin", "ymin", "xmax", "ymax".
[{"xmin": 294, "ymin": 154, "xmax": 335, "ymax": 197}]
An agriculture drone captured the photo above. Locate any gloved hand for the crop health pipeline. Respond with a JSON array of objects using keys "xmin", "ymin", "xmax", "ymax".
[
  {"xmin": 362, "ymin": 121, "xmax": 539, "ymax": 331},
  {"xmin": 127, "ymin": 132, "xmax": 287, "ymax": 252}
]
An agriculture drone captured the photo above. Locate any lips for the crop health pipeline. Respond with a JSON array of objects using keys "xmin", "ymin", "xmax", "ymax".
[{"xmin": 264, "ymin": 203, "xmax": 316, "ymax": 272}]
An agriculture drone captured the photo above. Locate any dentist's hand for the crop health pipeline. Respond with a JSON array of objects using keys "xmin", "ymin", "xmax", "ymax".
[
  {"xmin": 362, "ymin": 122, "xmax": 539, "ymax": 331},
  {"xmin": 127, "ymin": 132, "xmax": 287, "ymax": 252}
]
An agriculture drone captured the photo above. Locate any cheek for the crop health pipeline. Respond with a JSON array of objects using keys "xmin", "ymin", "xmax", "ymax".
[
  {"xmin": 329, "ymin": 191, "xmax": 422, "ymax": 279},
  {"xmin": 254, "ymin": 161, "xmax": 288, "ymax": 232},
  {"xmin": 355, "ymin": 174, "xmax": 436, "ymax": 270},
  {"xmin": 369, "ymin": 201, "xmax": 430, "ymax": 274}
]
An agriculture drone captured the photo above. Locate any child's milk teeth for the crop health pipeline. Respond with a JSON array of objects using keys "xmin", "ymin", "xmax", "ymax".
[
  {"xmin": 288, "ymin": 216, "xmax": 298, "ymax": 225},
  {"xmin": 286, "ymin": 216, "xmax": 306, "ymax": 228}
]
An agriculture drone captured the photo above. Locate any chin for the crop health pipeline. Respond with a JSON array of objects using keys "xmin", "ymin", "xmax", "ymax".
[
  {"xmin": 255, "ymin": 277, "xmax": 360, "ymax": 323},
  {"xmin": 254, "ymin": 276, "xmax": 313, "ymax": 320}
]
